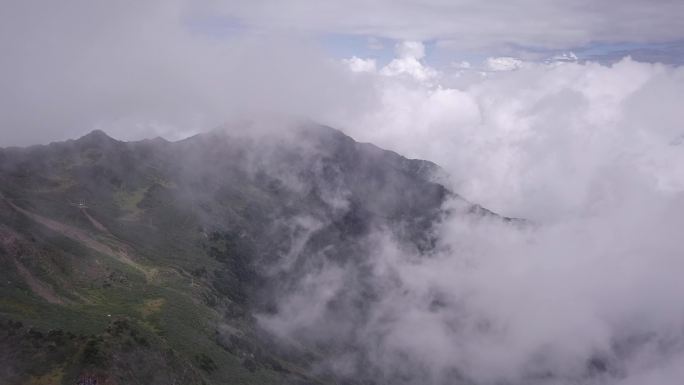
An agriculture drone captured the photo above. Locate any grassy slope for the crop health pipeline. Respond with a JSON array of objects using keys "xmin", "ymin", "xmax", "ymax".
[
  {"xmin": 0, "ymin": 127, "xmax": 450, "ymax": 385},
  {"xmin": 0, "ymin": 136, "xmax": 322, "ymax": 385}
]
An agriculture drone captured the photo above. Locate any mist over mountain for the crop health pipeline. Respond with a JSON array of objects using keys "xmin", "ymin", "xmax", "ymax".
[
  {"xmin": 0, "ymin": 122, "xmax": 504, "ymax": 384},
  {"xmin": 2, "ymin": 119, "xmax": 683, "ymax": 385},
  {"xmin": 3, "ymin": 1, "xmax": 684, "ymax": 385}
]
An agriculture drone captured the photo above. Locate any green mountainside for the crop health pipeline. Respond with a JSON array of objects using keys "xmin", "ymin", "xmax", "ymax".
[{"xmin": 0, "ymin": 124, "xmax": 494, "ymax": 385}]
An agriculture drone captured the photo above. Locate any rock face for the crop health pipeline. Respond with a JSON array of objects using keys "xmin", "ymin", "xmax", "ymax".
[{"xmin": 0, "ymin": 123, "xmax": 497, "ymax": 385}]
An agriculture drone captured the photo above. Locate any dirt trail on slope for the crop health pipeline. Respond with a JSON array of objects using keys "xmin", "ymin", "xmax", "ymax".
[
  {"xmin": 80, "ymin": 208, "xmax": 112, "ymax": 235},
  {"xmin": 12, "ymin": 259, "xmax": 67, "ymax": 305},
  {"xmin": 0, "ymin": 226, "xmax": 68, "ymax": 305},
  {"xmin": 1, "ymin": 198, "xmax": 151, "ymax": 279}
]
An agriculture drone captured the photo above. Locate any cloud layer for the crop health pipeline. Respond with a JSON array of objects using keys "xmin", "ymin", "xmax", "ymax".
[
  {"xmin": 219, "ymin": 0, "xmax": 684, "ymax": 49},
  {"xmin": 340, "ymin": 47, "xmax": 684, "ymax": 223},
  {"xmin": 258, "ymin": 43, "xmax": 684, "ymax": 385},
  {"xmin": 2, "ymin": 1, "xmax": 683, "ymax": 147},
  {"xmin": 0, "ymin": 0, "xmax": 374, "ymax": 146}
]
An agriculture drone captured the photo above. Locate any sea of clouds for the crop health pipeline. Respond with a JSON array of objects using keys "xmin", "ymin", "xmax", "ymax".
[{"xmin": 259, "ymin": 42, "xmax": 684, "ymax": 385}]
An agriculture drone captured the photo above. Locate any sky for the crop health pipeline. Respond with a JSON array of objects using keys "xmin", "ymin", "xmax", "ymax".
[
  {"xmin": 1, "ymin": 0, "xmax": 684, "ymax": 147},
  {"xmin": 2, "ymin": 2, "xmax": 684, "ymax": 384}
]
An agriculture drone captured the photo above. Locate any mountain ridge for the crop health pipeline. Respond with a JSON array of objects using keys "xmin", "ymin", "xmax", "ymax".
[{"xmin": 0, "ymin": 123, "xmax": 511, "ymax": 385}]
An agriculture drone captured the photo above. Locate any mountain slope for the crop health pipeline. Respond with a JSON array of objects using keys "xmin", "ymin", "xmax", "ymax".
[{"xmin": 0, "ymin": 123, "xmax": 502, "ymax": 385}]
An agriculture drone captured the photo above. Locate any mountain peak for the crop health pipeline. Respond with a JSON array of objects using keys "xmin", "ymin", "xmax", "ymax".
[
  {"xmin": 75, "ymin": 129, "xmax": 119, "ymax": 146},
  {"xmin": 78, "ymin": 129, "xmax": 113, "ymax": 140}
]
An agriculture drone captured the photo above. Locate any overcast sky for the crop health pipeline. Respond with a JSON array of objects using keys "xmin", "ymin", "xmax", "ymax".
[
  {"xmin": 2, "ymin": 0, "xmax": 683, "ymax": 220},
  {"xmin": 219, "ymin": 0, "xmax": 684, "ymax": 55},
  {"xmin": 2, "ymin": 0, "xmax": 684, "ymax": 147}
]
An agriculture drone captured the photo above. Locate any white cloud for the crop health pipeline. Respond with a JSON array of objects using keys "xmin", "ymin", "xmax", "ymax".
[
  {"xmin": 0, "ymin": 1, "xmax": 378, "ymax": 146},
  {"xmin": 260, "ymin": 47, "xmax": 684, "ymax": 384},
  {"xmin": 550, "ymin": 51, "xmax": 579, "ymax": 62},
  {"xmin": 485, "ymin": 56, "xmax": 524, "ymax": 71},
  {"xmin": 344, "ymin": 56, "xmax": 377, "ymax": 72},
  {"xmin": 379, "ymin": 41, "xmax": 438, "ymax": 82},
  {"xmin": 341, "ymin": 53, "xmax": 684, "ymax": 223},
  {"xmin": 395, "ymin": 40, "xmax": 426, "ymax": 60}
]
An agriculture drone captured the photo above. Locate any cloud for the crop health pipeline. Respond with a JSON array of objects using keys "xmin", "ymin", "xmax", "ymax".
[
  {"xmin": 260, "ymin": 44, "xmax": 684, "ymax": 385},
  {"xmin": 379, "ymin": 41, "xmax": 438, "ymax": 82},
  {"xmin": 548, "ymin": 52, "xmax": 579, "ymax": 63},
  {"xmin": 218, "ymin": 0, "xmax": 684, "ymax": 50},
  {"xmin": 3, "ymin": 1, "xmax": 683, "ymax": 146},
  {"xmin": 341, "ymin": 53, "xmax": 684, "ymax": 223},
  {"xmin": 0, "ymin": 0, "xmax": 377, "ymax": 146},
  {"xmin": 485, "ymin": 56, "xmax": 524, "ymax": 71},
  {"xmin": 396, "ymin": 41, "xmax": 426, "ymax": 60},
  {"xmin": 261, "ymin": 192, "xmax": 684, "ymax": 384},
  {"xmin": 345, "ymin": 56, "xmax": 377, "ymax": 73}
]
